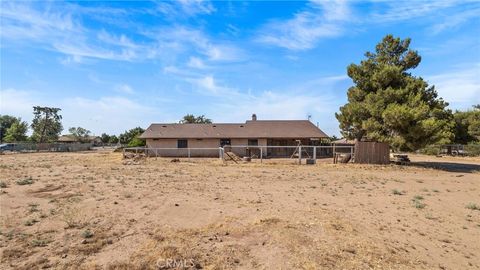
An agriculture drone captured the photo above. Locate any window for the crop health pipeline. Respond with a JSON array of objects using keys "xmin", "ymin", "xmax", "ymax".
[
  {"xmin": 177, "ymin": 139, "xmax": 188, "ymax": 148},
  {"xmin": 220, "ymin": 138, "xmax": 231, "ymax": 147},
  {"xmin": 248, "ymin": 139, "xmax": 258, "ymax": 146}
]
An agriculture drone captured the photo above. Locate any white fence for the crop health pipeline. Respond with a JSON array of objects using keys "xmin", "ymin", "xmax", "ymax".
[{"xmin": 124, "ymin": 145, "xmax": 355, "ymax": 164}]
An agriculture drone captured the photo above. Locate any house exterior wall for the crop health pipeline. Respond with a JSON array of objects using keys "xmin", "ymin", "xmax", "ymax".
[
  {"xmin": 146, "ymin": 138, "xmax": 220, "ymax": 157},
  {"xmin": 227, "ymin": 138, "xmax": 268, "ymax": 157},
  {"xmin": 146, "ymin": 137, "xmax": 309, "ymax": 158}
]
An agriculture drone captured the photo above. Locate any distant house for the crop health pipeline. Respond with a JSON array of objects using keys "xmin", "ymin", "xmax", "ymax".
[
  {"xmin": 139, "ymin": 114, "xmax": 329, "ymax": 157},
  {"xmin": 57, "ymin": 135, "xmax": 101, "ymax": 144},
  {"xmin": 332, "ymin": 138, "xmax": 355, "ymax": 144}
]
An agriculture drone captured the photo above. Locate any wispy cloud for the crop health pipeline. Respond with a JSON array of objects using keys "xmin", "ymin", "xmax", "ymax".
[
  {"xmin": 369, "ymin": 0, "xmax": 480, "ymax": 35},
  {"xmin": 114, "ymin": 84, "xmax": 135, "ymax": 95},
  {"xmin": 426, "ymin": 63, "xmax": 480, "ymax": 109},
  {"xmin": 187, "ymin": 57, "xmax": 209, "ymax": 69},
  {"xmin": 0, "ymin": 2, "xmax": 242, "ymax": 64},
  {"xmin": 369, "ymin": 1, "xmax": 457, "ymax": 23},
  {"xmin": 188, "ymin": 75, "xmax": 240, "ymax": 96},
  {"xmin": 256, "ymin": 0, "xmax": 479, "ymax": 51},
  {"xmin": 256, "ymin": 0, "xmax": 351, "ymax": 50},
  {"xmin": 0, "ymin": 88, "xmax": 165, "ymax": 134},
  {"xmin": 429, "ymin": 7, "xmax": 480, "ymax": 34},
  {"xmin": 155, "ymin": 0, "xmax": 216, "ymax": 17},
  {"xmin": 144, "ymin": 26, "xmax": 246, "ymax": 62}
]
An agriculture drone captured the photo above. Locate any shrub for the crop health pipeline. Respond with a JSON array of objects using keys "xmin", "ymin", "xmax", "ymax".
[
  {"xmin": 16, "ymin": 177, "xmax": 34, "ymax": 185},
  {"xmin": 413, "ymin": 200, "xmax": 426, "ymax": 209},
  {"xmin": 0, "ymin": 181, "xmax": 7, "ymax": 188},
  {"xmin": 464, "ymin": 143, "xmax": 480, "ymax": 156},
  {"xmin": 82, "ymin": 229, "xmax": 94, "ymax": 238},
  {"xmin": 24, "ymin": 219, "xmax": 38, "ymax": 226},
  {"xmin": 466, "ymin": 203, "xmax": 480, "ymax": 211},
  {"xmin": 419, "ymin": 145, "xmax": 439, "ymax": 155},
  {"xmin": 127, "ymin": 137, "xmax": 145, "ymax": 147},
  {"xmin": 413, "ymin": 195, "xmax": 424, "ymax": 200},
  {"xmin": 412, "ymin": 195, "xmax": 426, "ymax": 209},
  {"xmin": 392, "ymin": 189, "xmax": 405, "ymax": 195},
  {"xmin": 28, "ymin": 203, "xmax": 39, "ymax": 213},
  {"xmin": 31, "ymin": 239, "xmax": 50, "ymax": 247}
]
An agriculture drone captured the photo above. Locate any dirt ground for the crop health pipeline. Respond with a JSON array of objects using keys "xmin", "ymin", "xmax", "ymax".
[{"xmin": 0, "ymin": 150, "xmax": 479, "ymax": 270}]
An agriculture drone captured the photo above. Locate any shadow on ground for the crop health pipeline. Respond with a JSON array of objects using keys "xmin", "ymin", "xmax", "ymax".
[{"xmin": 410, "ymin": 161, "xmax": 480, "ymax": 173}]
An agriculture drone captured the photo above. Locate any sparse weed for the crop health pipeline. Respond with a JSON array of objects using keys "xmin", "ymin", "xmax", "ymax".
[
  {"xmin": 82, "ymin": 229, "xmax": 94, "ymax": 238},
  {"xmin": 31, "ymin": 238, "xmax": 50, "ymax": 247},
  {"xmin": 392, "ymin": 189, "xmax": 405, "ymax": 195},
  {"xmin": 425, "ymin": 213, "xmax": 435, "ymax": 220},
  {"xmin": 413, "ymin": 195, "xmax": 424, "ymax": 201},
  {"xmin": 466, "ymin": 203, "xmax": 480, "ymax": 211},
  {"xmin": 28, "ymin": 203, "xmax": 39, "ymax": 213},
  {"xmin": 62, "ymin": 207, "xmax": 85, "ymax": 228},
  {"xmin": 413, "ymin": 201, "xmax": 426, "ymax": 209},
  {"xmin": 411, "ymin": 195, "xmax": 426, "ymax": 209},
  {"xmin": 16, "ymin": 177, "xmax": 34, "ymax": 185},
  {"xmin": 4, "ymin": 231, "xmax": 14, "ymax": 240},
  {"xmin": 24, "ymin": 219, "xmax": 38, "ymax": 226}
]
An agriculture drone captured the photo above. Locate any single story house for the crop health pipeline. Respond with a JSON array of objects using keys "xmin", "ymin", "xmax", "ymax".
[
  {"xmin": 139, "ymin": 114, "xmax": 329, "ymax": 157},
  {"xmin": 57, "ymin": 135, "xmax": 101, "ymax": 144}
]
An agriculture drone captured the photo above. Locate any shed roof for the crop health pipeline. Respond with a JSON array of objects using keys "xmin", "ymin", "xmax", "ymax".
[{"xmin": 140, "ymin": 120, "xmax": 328, "ymax": 139}]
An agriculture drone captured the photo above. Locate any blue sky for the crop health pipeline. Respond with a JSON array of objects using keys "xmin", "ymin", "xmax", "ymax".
[{"xmin": 1, "ymin": 0, "xmax": 479, "ymax": 136}]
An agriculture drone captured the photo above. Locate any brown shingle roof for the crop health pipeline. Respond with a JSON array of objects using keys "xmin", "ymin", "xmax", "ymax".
[{"xmin": 140, "ymin": 120, "xmax": 328, "ymax": 139}]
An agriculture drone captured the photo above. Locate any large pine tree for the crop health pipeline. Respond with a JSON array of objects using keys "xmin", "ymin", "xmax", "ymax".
[{"xmin": 336, "ymin": 35, "xmax": 453, "ymax": 151}]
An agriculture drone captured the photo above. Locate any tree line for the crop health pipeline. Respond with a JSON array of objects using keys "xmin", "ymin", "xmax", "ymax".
[
  {"xmin": 0, "ymin": 106, "xmax": 145, "ymax": 146},
  {"xmin": 0, "ymin": 109, "xmax": 212, "ymax": 146}
]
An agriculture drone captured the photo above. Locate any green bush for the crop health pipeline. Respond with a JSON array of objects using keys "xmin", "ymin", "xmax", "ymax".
[
  {"xmin": 419, "ymin": 145, "xmax": 439, "ymax": 155},
  {"xmin": 127, "ymin": 137, "xmax": 145, "ymax": 147},
  {"xmin": 464, "ymin": 143, "xmax": 480, "ymax": 156}
]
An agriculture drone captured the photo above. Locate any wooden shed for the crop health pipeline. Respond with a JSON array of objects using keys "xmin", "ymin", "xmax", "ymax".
[{"xmin": 354, "ymin": 141, "xmax": 390, "ymax": 164}]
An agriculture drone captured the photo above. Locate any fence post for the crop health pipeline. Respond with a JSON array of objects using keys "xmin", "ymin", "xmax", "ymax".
[
  {"xmin": 188, "ymin": 148, "xmax": 191, "ymax": 161},
  {"xmin": 123, "ymin": 147, "xmax": 125, "ymax": 158},
  {"xmin": 313, "ymin": 146, "xmax": 317, "ymax": 161},
  {"xmin": 350, "ymin": 146, "xmax": 354, "ymax": 162},
  {"xmin": 298, "ymin": 146, "xmax": 302, "ymax": 165},
  {"xmin": 333, "ymin": 144, "xmax": 336, "ymax": 163},
  {"xmin": 219, "ymin": 147, "xmax": 223, "ymax": 160},
  {"xmin": 260, "ymin": 148, "xmax": 263, "ymax": 163}
]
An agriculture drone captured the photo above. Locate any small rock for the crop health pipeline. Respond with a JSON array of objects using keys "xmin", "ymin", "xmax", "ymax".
[
  {"xmin": 61, "ymin": 254, "xmax": 67, "ymax": 259},
  {"xmin": 175, "ymin": 203, "xmax": 179, "ymax": 206},
  {"xmin": 114, "ymin": 201, "xmax": 118, "ymax": 205},
  {"xmin": 81, "ymin": 239, "xmax": 87, "ymax": 244},
  {"xmin": 234, "ymin": 259, "xmax": 240, "ymax": 264}
]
